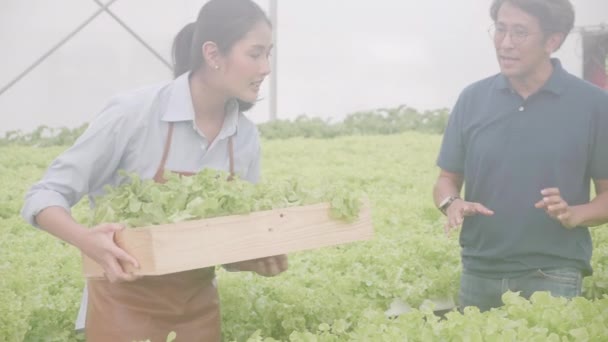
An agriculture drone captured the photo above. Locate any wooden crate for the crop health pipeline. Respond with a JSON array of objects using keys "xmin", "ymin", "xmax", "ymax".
[{"xmin": 82, "ymin": 202, "xmax": 373, "ymax": 277}]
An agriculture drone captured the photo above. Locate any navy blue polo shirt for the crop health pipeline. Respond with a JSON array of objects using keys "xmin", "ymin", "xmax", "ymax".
[{"xmin": 437, "ymin": 59, "xmax": 608, "ymax": 277}]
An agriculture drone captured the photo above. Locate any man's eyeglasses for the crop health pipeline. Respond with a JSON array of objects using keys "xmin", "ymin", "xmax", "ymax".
[{"xmin": 488, "ymin": 23, "xmax": 539, "ymax": 45}]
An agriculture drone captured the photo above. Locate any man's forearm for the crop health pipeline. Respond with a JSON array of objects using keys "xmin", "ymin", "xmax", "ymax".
[
  {"xmin": 433, "ymin": 176, "xmax": 462, "ymax": 208},
  {"xmin": 572, "ymin": 192, "xmax": 608, "ymax": 227}
]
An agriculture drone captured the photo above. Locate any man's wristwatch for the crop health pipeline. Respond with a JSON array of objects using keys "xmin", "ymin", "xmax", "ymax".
[{"xmin": 438, "ymin": 195, "xmax": 460, "ymax": 215}]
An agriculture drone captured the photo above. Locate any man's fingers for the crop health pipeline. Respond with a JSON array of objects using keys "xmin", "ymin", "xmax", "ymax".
[
  {"xmin": 461, "ymin": 203, "xmax": 479, "ymax": 216},
  {"xmin": 547, "ymin": 202, "xmax": 567, "ymax": 213},
  {"xmin": 534, "ymin": 199, "xmax": 546, "ymax": 209},
  {"xmin": 443, "ymin": 201, "xmax": 493, "ymax": 237},
  {"xmin": 461, "ymin": 203, "xmax": 493, "ymax": 217},
  {"xmin": 454, "ymin": 212, "xmax": 464, "ymax": 226},
  {"xmin": 541, "ymin": 188, "xmax": 560, "ymax": 196},
  {"xmin": 536, "ymin": 188, "xmax": 571, "ymax": 223},
  {"xmin": 473, "ymin": 203, "xmax": 494, "ymax": 216},
  {"xmin": 444, "ymin": 214, "xmax": 462, "ymax": 236},
  {"xmin": 444, "ymin": 223, "xmax": 451, "ymax": 235},
  {"xmin": 444, "ymin": 223, "xmax": 452, "ymax": 236},
  {"xmin": 449, "ymin": 215, "xmax": 460, "ymax": 229},
  {"xmin": 542, "ymin": 195, "xmax": 562, "ymax": 205},
  {"xmin": 536, "ymin": 196, "xmax": 565, "ymax": 210}
]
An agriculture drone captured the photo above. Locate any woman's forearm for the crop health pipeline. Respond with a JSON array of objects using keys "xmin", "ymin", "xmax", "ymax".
[{"xmin": 35, "ymin": 206, "xmax": 90, "ymax": 249}]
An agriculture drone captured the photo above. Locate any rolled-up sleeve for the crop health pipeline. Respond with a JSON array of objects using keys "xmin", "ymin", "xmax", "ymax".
[
  {"xmin": 437, "ymin": 90, "xmax": 468, "ymax": 174},
  {"xmin": 21, "ymin": 101, "xmax": 131, "ymax": 227},
  {"xmin": 590, "ymin": 97, "xmax": 608, "ymax": 180}
]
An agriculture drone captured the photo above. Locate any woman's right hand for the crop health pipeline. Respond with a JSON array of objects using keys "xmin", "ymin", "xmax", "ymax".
[
  {"xmin": 224, "ymin": 255, "xmax": 288, "ymax": 277},
  {"xmin": 78, "ymin": 223, "xmax": 141, "ymax": 283}
]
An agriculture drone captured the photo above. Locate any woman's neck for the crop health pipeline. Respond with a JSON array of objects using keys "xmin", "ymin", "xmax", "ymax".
[
  {"xmin": 188, "ymin": 71, "xmax": 228, "ymax": 142},
  {"xmin": 189, "ymin": 70, "xmax": 228, "ymax": 121}
]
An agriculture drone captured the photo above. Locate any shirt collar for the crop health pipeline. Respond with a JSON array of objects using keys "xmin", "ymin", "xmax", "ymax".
[
  {"xmin": 541, "ymin": 58, "xmax": 568, "ymax": 95},
  {"xmin": 496, "ymin": 58, "xmax": 568, "ymax": 96},
  {"xmin": 215, "ymin": 99, "xmax": 239, "ymax": 139},
  {"xmin": 162, "ymin": 72, "xmax": 240, "ymax": 139},
  {"xmin": 162, "ymin": 72, "xmax": 195, "ymax": 122}
]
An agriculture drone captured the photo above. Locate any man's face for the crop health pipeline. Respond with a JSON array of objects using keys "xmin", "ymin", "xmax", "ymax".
[{"xmin": 493, "ymin": 2, "xmax": 558, "ymax": 79}]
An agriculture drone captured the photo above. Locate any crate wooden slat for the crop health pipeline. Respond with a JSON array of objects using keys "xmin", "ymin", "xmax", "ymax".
[{"xmin": 82, "ymin": 202, "xmax": 373, "ymax": 277}]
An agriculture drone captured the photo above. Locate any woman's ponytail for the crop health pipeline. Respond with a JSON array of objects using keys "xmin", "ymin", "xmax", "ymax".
[{"xmin": 171, "ymin": 22, "xmax": 196, "ymax": 79}]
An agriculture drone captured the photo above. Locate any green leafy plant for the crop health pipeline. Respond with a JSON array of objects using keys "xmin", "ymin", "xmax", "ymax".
[
  {"xmin": 1, "ymin": 132, "xmax": 607, "ymax": 341},
  {"xmin": 90, "ymin": 169, "xmax": 362, "ymax": 227}
]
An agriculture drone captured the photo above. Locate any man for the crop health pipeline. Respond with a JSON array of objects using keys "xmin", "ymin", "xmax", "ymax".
[{"xmin": 433, "ymin": 0, "xmax": 608, "ymax": 312}]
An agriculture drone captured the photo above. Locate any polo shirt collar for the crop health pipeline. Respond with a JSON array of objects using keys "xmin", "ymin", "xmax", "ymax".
[
  {"xmin": 541, "ymin": 58, "xmax": 568, "ymax": 95},
  {"xmin": 496, "ymin": 58, "xmax": 568, "ymax": 96}
]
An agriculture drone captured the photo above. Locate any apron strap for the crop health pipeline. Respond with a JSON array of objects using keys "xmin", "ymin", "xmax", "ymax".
[
  {"xmin": 153, "ymin": 122, "xmax": 175, "ymax": 183},
  {"xmin": 227, "ymin": 136, "xmax": 235, "ymax": 181},
  {"xmin": 154, "ymin": 122, "xmax": 236, "ymax": 182}
]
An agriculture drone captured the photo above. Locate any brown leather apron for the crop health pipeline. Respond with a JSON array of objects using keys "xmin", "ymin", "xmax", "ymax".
[{"xmin": 86, "ymin": 122, "xmax": 235, "ymax": 342}]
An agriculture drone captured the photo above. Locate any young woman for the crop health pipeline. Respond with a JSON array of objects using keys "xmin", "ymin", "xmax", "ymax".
[{"xmin": 21, "ymin": 0, "xmax": 287, "ymax": 340}]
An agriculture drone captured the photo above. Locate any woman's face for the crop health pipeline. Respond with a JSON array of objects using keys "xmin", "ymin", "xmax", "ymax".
[{"xmin": 218, "ymin": 21, "xmax": 273, "ymax": 104}]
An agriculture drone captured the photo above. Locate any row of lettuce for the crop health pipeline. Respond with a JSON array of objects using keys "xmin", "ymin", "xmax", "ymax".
[
  {"xmin": 1, "ymin": 133, "xmax": 607, "ymax": 341},
  {"xmin": 0, "ymin": 105, "xmax": 449, "ymax": 147}
]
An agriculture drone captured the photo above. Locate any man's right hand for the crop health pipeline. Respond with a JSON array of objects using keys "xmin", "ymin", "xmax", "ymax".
[
  {"xmin": 78, "ymin": 223, "xmax": 141, "ymax": 283},
  {"xmin": 445, "ymin": 199, "xmax": 494, "ymax": 235}
]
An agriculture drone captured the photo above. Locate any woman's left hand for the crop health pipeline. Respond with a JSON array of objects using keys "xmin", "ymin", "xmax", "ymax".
[{"xmin": 225, "ymin": 255, "xmax": 288, "ymax": 277}]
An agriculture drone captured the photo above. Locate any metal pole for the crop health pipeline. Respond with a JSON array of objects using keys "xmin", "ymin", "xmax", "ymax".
[
  {"xmin": 92, "ymin": 0, "xmax": 173, "ymax": 71},
  {"xmin": 269, "ymin": 0, "xmax": 278, "ymax": 121},
  {"xmin": 0, "ymin": 0, "xmax": 120, "ymax": 97}
]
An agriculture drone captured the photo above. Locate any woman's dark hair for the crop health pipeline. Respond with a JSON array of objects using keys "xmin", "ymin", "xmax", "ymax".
[
  {"xmin": 172, "ymin": 0, "xmax": 271, "ymax": 111},
  {"xmin": 490, "ymin": 0, "xmax": 575, "ymax": 49}
]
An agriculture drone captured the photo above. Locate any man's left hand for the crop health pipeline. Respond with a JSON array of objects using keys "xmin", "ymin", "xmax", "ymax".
[{"xmin": 534, "ymin": 188, "xmax": 580, "ymax": 229}]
